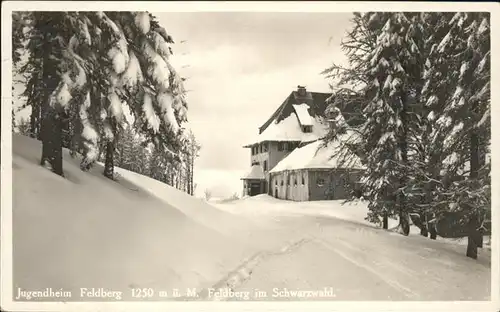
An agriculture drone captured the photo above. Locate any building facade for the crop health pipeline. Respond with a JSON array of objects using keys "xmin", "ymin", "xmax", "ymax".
[{"xmin": 241, "ymin": 86, "xmax": 364, "ymax": 201}]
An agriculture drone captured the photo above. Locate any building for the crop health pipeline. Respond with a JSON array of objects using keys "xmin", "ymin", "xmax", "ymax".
[
  {"xmin": 269, "ymin": 139, "xmax": 364, "ymax": 201},
  {"xmin": 241, "ymin": 85, "xmax": 364, "ymax": 200}
]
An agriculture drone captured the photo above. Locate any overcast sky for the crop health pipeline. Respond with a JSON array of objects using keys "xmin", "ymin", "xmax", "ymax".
[{"xmin": 156, "ymin": 12, "xmax": 353, "ymax": 197}]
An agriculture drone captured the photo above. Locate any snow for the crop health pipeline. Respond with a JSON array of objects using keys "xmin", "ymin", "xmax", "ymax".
[
  {"xmin": 241, "ymin": 164, "xmax": 265, "ymax": 180},
  {"xmin": 426, "ymin": 95, "xmax": 438, "ymax": 107},
  {"xmin": 476, "ymin": 52, "xmax": 489, "ymax": 74},
  {"xmin": 157, "ymin": 92, "xmax": 179, "ymax": 132},
  {"xmin": 9, "ymin": 135, "xmax": 492, "ymax": 304},
  {"xmin": 245, "ymin": 114, "xmax": 328, "ymax": 146},
  {"xmin": 122, "ymin": 51, "xmax": 144, "ymax": 89},
  {"xmin": 151, "ymin": 55, "xmax": 171, "ymax": 91},
  {"xmin": 81, "ymin": 20, "xmax": 91, "ymax": 45},
  {"xmin": 437, "ymin": 31, "xmax": 452, "ymax": 53},
  {"xmin": 55, "ymin": 83, "xmax": 72, "ymax": 109},
  {"xmin": 477, "ymin": 18, "xmax": 489, "ymax": 35},
  {"xmin": 151, "ymin": 31, "xmax": 171, "ymax": 60},
  {"xmin": 11, "ymin": 134, "xmax": 274, "ymax": 301},
  {"xmin": 292, "ymin": 104, "xmax": 313, "ymax": 126},
  {"xmin": 269, "ymin": 139, "xmax": 365, "ymax": 173},
  {"xmin": 108, "ymin": 91, "xmax": 124, "ymax": 122},
  {"xmin": 213, "ymin": 195, "xmax": 491, "ymax": 253},
  {"xmin": 383, "ymin": 75, "xmax": 392, "ymax": 91},
  {"xmin": 135, "ymin": 12, "xmax": 150, "ymax": 35},
  {"xmin": 460, "ymin": 62, "xmax": 469, "ymax": 79},
  {"xmin": 143, "ymin": 92, "xmax": 160, "ymax": 132},
  {"xmin": 108, "ymin": 47, "xmax": 127, "ymax": 75}
]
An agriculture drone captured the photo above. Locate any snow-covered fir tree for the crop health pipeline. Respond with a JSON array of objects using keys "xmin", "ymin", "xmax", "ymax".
[
  {"xmin": 324, "ymin": 13, "xmax": 426, "ymax": 234},
  {"xmin": 422, "ymin": 13, "xmax": 491, "ymax": 259},
  {"xmin": 324, "ymin": 12, "xmax": 491, "ymax": 258},
  {"xmin": 18, "ymin": 11, "xmax": 191, "ymax": 181}
]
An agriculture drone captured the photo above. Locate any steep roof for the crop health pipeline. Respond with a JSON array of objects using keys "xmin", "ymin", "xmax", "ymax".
[
  {"xmin": 241, "ymin": 164, "xmax": 265, "ymax": 180},
  {"xmin": 244, "ymin": 112, "xmax": 329, "ymax": 147},
  {"xmin": 269, "ymin": 138, "xmax": 365, "ymax": 173},
  {"xmin": 258, "ymin": 90, "xmax": 332, "ymax": 135}
]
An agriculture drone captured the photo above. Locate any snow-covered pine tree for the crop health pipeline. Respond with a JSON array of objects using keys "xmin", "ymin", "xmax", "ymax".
[
  {"xmin": 22, "ymin": 12, "xmax": 88, "ymax": 176},
  {"xmin": 424, "ymin": 13, "xmax": 491, "ymax": 259},
  {"xmin": 411, "ymin": 12, "xmax": 460, "ymax": 239},
  {"xmin": 329, "ymin": 13, "xmax": 425, "ymax": 234},
  {"xmin": 12, "ymin": 11, "xmax": 28, "ymax": 133},
  {"xmin": 89, "ymin": 12, "xmax": 190, "ymax": 180}
]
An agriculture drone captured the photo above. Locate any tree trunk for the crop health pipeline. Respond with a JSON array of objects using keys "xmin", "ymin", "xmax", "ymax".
[
  {"xmin": 51, "ymin": 113, "xmax": 64, "ymax": 176},
  {"xmin": 103, "ymin": 141, "xmax": 115, "ymax": 179},
  {"xmin": 398, "ymin": 91, "xmax": 409, "ymax": 236},
  {"xmin": 41, "ymin": 109, "xmax": 64, "ymax": 176},
  {"xmin": 399, "ymin": 207, "xmax": 410, "ymax": 236},
  {"xmin": 429, "ymin": 216, "xmax": 437, "ymax": 240},
  {"xmin": 466, "ymin": 131, "xmax": 480, "ymax": 259},
  {"xmin": 30, "ymin": 103, "xmax": 40, "ymax": 139},
  {"xmin": 103, "ymin": 117, "xmax": 116, "ymax": 180},
  {"xmin": 466, "ymin": 214, "xmax": 480, "ymax": 259},
  {"xmin": 382, "ymin": 214, "xmax": 388, "ymax": 230},
  {"xmin": 419, "ymin": 213, "xmax": 428, "ymax": 237},
  {"xmin": 39, "ymin": 38, "xmax": 64, "ymax": 176},
  {"xmin": 190, "ymin": 158, "xmax": 194, "ymax": 195}
]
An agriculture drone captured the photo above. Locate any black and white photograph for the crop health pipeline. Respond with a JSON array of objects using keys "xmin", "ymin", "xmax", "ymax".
[{"xmin": 1, "ymin": 1, "xmax": 498, "ymax": 311}]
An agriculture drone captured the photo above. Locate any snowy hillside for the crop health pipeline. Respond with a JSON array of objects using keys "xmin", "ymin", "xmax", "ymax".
[{"xmin": 11, "ymin": 134, "xmax": 284, "ymax": 301}]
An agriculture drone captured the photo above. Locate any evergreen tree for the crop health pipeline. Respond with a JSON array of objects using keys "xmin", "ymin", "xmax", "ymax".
[
  {"xmin": 18, "ymin": 11, "xmax": 189, "ymax": 181},
  {"xmin": 424, "ymin": 13, "xmax": 490, "ymax": 258},
  {"xmin": 324, "ymin": 13, "xmax": 426, "ymax": 234}
]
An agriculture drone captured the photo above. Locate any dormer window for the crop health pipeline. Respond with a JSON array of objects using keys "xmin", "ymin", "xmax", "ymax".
[{"xmin": 302, "ymin": 125, "xmax": 312, "ymax": 133}]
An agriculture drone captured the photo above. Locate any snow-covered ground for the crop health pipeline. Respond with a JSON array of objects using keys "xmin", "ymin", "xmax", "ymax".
[
  {"xmin": 9, "ymin": 134, "xmax": 492, "ymax": 304},
  {"xmin": 212, "ymin": 195, "xmax": 492, "ymax": 301},
  {"xmin": 212, "ymin": 194, "xmax": 492, "ymax": 249},
  {"xmin": 11, "ymin": 134, "xmax": 285, "ymax": 301}
]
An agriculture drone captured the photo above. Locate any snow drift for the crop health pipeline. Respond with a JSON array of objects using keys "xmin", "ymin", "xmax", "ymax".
[{"xmin": 10, "ymin": 134, "xmax": 278, "ymax": 301}]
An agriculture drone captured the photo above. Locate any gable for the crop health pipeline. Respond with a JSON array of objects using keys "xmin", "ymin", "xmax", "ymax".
[{"xmin": 258, "ymin": 90, "xmax": 333, "ymax": 135}]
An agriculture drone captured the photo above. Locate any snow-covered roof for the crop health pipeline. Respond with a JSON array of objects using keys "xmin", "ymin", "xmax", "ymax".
[
  {"xmin": 292, "ymin": 104, "xmax": 313, "ymax": 126},
  {"xmin": 244, "ymin": 113, "xmax": 328, "ymax": 147},
  {"xmin": 269, "ymin": 138, "xmax": 365, "ymax": 173},
  {"xmin": 241, "ymin": 164, "xmax": 266, "ymax": 180}
]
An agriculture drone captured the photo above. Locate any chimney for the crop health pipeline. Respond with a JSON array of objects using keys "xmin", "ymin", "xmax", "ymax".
[{"xmin": 297, "ymin": 85, "xmax": 306, "ymax": 96}]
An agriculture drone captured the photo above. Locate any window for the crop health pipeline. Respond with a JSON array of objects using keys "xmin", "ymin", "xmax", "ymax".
[
  {"xmin": 281, "ymin": 180, "xmax": 284, "ymax": 186},
  {"xmin": 259, "ymin": 144, "xmax": 263, "ymax": 153},
  {"xmin": 284, "ymin": 142, "xmax": 288, "ymax": 151},
  {"xmin": 263, "ymin": 160, "xmax": 268, "ymax": 172},
  {"xmin": 275, "ymin": 178, "xmax": 277, "ymax": 185},
  {"xmin": 263, "ymin": 142, "xmax": 268, "ymax": 152},
  {"xmin": 294, "ymin": 177, "xmax": 297, "ymax": 186},
  {"xmin": 278, "ymin": 142, "xmax": 284, "ymax": 151},
  {"xmin": 287, "ymin": 175, "xmax": 290, "ymax": 186},
  {"xmin": 302, "ymin": 175, "xmax": 305, "ymax": 185},
  {"xmin": 317, "ymin": 178, "xmax": 325, "ymax": 187},
  {"xmin": 303, "ymin": 125, "xmax": 312, "ymax": 133}
]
